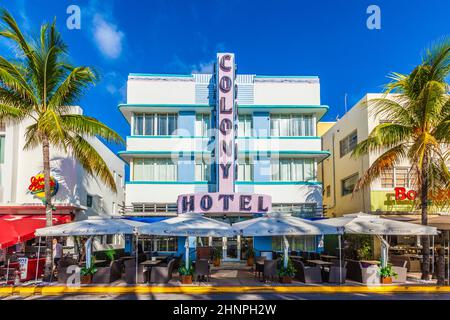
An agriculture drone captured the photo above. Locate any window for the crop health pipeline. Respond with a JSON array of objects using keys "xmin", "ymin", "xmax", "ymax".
[
  {"xmin": 341, "ymin": 174, "xmax": 358, "ymax": 196},
  {"xmin": 86, "ymin": 195, "xmax": 93, "ymax": 208},
  {"xmin": 395, "ymin": 167, "xmax": 409, "ymax": 187},
  {"xmin": 270, "ymin": 114, "xmax": 314, "ymax": 136},
  {"xmin": 238, "ymin": 158, "xmax": 253, "ymax": 181},
  {"xmin": 272, "ymin": 236, "xmax": 317, "ymax": 252},
  {"xmin": 133, "ymin": 158, "xmax": 177, "ymax": 181},
  {"xmin": 238, "ymin": 115, "xmax": 252, "ymax": 137},
  {"xmin": 195, "ymin": 159, "xmax": 211, "ymax": 181},
  {"xmin": 339, "ymin": 130, "xmax": 358, "ymax": 157},
  {"xmin": 381, "ymin": 168, "xmax": 394, "ymax": 188},
  {"xmin": 133, "ymin": 113, "xmax": 178, "ymax": 136},
  {"xmin": 271, "ymin": 159, "xmax": 315, "ymax": 181},
  {"xmin": 152, "ymin": 236, "xmax": 178, "ymax": 252},
  {"xmin": 381, "ymin": 167, "xmax": 418, "ymax": 189},
  {"xmin": 196, "ymin": 114, "xmax": 210, "ymax": 136},
  {"xmin": 0, "ymin": 135, "xmax": 4, "ymax": 164}
]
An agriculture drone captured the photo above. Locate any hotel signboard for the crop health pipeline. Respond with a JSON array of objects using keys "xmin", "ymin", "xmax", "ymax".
[{"xmin": 177, "ymin": 53, "xmax": 272, "ymax": 215}]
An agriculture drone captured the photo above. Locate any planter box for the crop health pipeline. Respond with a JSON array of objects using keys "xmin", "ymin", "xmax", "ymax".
[
  {"xmin": 247, "ymin": 257, "xmax": 254, "ymax": 266},
  {"xmin": 280, "ymin": 276, "xmax": 292, "ymax": 284},
  {"xmin": 213, "ymin": 259, "xmax": 221, "ymax": 267},
  {"xmin": 381, "ymin": 277, "xmax": 392, "ymax": 284},
  {"xmin": 180, "ymin": 275, "xmax": 193, "ymax": 284},
  {"xmin": 80, "ymin": 275, "xmax": 92, "ymax": 284}
]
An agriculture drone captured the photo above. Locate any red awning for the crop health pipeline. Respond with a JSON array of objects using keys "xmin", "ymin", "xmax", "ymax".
[{"xmin": 0, "ymin": 215, "xmax": 72, "ymax": 249}]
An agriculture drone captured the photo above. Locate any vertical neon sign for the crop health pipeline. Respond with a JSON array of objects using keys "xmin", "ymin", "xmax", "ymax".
[{"xmin": 216, "ymin": 53, "xmax": 236, "ymax": 193}]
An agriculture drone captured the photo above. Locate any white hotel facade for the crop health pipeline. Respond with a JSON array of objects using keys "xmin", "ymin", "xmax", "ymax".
[{"xmin": 118, "ymin": 54, "xmax": 330, "ymax": 258}]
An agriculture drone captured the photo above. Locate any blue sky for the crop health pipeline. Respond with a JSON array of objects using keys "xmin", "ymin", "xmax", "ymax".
[{"xmin": 0, "ymin": 0, "xmax": 449, "ymax": 154}]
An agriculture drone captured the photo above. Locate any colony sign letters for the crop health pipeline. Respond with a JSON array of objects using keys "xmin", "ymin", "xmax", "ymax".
[{"xmin": 177, "ymin": 53, "xmax": 272, "ymax": 215}]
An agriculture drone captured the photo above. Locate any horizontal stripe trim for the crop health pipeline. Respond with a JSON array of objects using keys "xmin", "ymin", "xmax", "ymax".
[
  {"xmin": 118, "ymin": 151, "xmax": 330, "ymax": 155},
  {"xmin": 119, "ymin": 104, "xmax": 211, "ymax": 108},
  {"xmin": 126, "ymin": 181, "xmax": 320, "ymax": 185},
  {"xmin": 254, "ymin": 75, "xmax": 319, "ymax": 79},
  {"xmin": 126, "ymin": 136, "xmax": 321, "ymax": 140},
  {"xmin": 239, "ymin": 104, "xmax": 329, "ymax": 109},
  {"xmin": 129, "ymin": 73, "xmax": 193, "ymax": 78}
]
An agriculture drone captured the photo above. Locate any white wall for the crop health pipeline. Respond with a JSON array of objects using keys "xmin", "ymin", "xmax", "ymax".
[
  {"xmin": 254, "ymin": 78, "xmax": 321, "ymax": 105},
  {"xmin": 127, "ymin": 77, "xmax": 196, "ymax": 104}
]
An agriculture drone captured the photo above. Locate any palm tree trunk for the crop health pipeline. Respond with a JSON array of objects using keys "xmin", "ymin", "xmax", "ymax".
[
  {"xmin": 42, "ymin": 135, "xmax": 54, "ymax": 282},
  {"xmin": 421, "ymin": 155, "xmax": 430, "ymax": 280}
]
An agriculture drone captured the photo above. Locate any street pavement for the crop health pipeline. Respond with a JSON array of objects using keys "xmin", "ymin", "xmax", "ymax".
[{"xmin": 3, "ymin": 292, "xmax": 450, "ymax": 300}]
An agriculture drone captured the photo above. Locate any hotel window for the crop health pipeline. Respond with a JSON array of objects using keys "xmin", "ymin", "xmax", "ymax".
[
  {"xmin": 381, "ymin": 167, "xmax": 417, "ymax": 189},
  {"xmin": 341, "ymin": 173, "xmax": 358, "ymax": 196},
  {"xmin": 152, "ymin": 236, "xmax": 178, "ymax": 252},
  {"xmin": 196, "ymin": 114, "xmax": 210, "ymax": 136},
  {"xmin": 133, "ymin": 113, "xmax": 178, "ymax": 136},
  {"xmin": 86, "ymin": 195, "xmax": 93, "ymax": 208},
  {"xmin": 133, "ymin": 158, "xmax": 177, "ymax": 181},
  {"xmin": 270, "ymin": 114, "xmax": 314, "ymax": 136},
  {"xmin": 271, "ymin": 159, "xmax": 315, "ymax": 181},
  {"xmin": 395, "ymin": 167, "xmax": 409, "ymax": 187},
  {"xmin": 238, "ymin": 115, "xmax": 252, "ymax": 137},
  {"xmin": 0, "ymin": 135, "xmax": 4, "ymax": 164},
  {"xmin": 339, "ymin": 130, "xmax": 358, "ymax": 157},
  {"xmin": 195, "ymin": 159, "xmax": 211, "ymax": 181},
  {"xmin": 238, "ymin": 158, "xmax": 253, "ymax": 181},
  {"xmin": 272, "ymin": 236, "xmax": 316, "ymax": 252}
]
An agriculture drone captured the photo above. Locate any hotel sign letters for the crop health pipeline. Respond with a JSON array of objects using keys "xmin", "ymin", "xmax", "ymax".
[
  {"xmin": 177, "ymin": 53, "xmax": 272, "ymax": 215},
  {"xmin": 217, "ymin": 53, "xmax": 235, "ymax": 193}
]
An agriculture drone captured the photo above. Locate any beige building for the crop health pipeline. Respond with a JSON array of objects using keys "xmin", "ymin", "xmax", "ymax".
[{"xmin": 318, "ymin": 94, "xmax": 450, "ymax": 219}]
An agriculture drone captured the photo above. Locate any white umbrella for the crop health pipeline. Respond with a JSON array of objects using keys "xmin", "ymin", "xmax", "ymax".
[
  {"xmin": 233, "ymin": 213, "xmax": 343, "ymax": 268},
  {"xmin": 136, "ymin": 214, "xmax": 237, "ymax": 269},
  {"xmin": 35, "ymin": 216, "xmax": 147, "ymax": 269},
  {"xmin": 319, "ymin": 213, "xmax": 439, "ymax": 267}
]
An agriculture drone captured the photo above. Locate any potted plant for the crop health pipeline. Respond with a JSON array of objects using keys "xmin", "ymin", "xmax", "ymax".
[
  {"xmin": 105, "ymin": 248, "xmax": 116, "ymax": 262},
  {"xmin": 212, "ymin": 247, "xmax": 222, "ymax": 267},
  {"xmin": 80, "ymin": 265, "xmax": 97, "ymax": 284},
  {"xmin": 246, "ymin": 247, "xmax": 255, "ymax": 266},
  {"xmin": 277, "ymin": 257, "xmax": 296, "ymax": 284},
  {"xmin": 378, "ymin": 265, "xmax": 398, "ymax": 284},
  {"xmin": 178, "ymin": 263, "xmax": 194, "ymax": 284}
]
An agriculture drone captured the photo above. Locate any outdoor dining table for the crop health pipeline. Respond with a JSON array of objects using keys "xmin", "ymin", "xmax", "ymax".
[
  {"xmin": 306, "ymin": 260, "xmax": 333, "ymax": 267},
  {"xmin": 140, "ymin": 260, "xmax": 162, "ymax": 283},
  {"xmin": 320, "ymin": 255, "xmax": 338, "ymax": 261},
  {"xmin": 361, "ymin": 260, "xmax": 380, "ymax": 265}
]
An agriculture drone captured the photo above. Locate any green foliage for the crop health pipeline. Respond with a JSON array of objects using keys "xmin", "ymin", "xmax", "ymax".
[
  {"xmin": 212, "ymin": 247, "xmax": 222, "ymax": 260},
  {"xmin": 80, "ymin": 258, "xmax": 97, "ymax": 276},
  {"xmin": 246, "ymin": 247, "xmax": 255, "ymax": 258},
  {"xmin": 105, "ymin": 249, "xmax": 116, "ymax": 261},
  {"xmin": 351, "ymin": 38, "xmax": 450, "ymax": 204},
  {"xmin": 178, "ymin": 262, "xmax": 194, "ymax": 276},
  {"xmin": 277, "ymin": 257, "xmax": 296, "ymax": 277},
  {"xmin": 344, "ymin": 235, "xmax": 373, "ymax": 260},
  {"xmin": 378, "ymin": 264, "xmax": 398, "ymax": 279}
]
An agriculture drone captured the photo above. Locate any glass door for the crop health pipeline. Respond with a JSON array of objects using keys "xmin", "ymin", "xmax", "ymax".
[{"xmin": 223, "ymin": 236, "xmax": 241, "ymax": 261}]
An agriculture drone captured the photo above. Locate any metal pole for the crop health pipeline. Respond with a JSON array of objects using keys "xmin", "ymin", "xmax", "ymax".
[
  {"xmin": 185, "ymin": 238, "xmax": 190, "ymax": 269},
  {"xmin": 5, "ymin": 259, "xmax": 10, "ymax": 285},
  {"xmin": 35, "ymin": 237, "xmax": 42, "ymax": 283},
  {"xmin": 432, "ymin": 236, "xmax": 435, "ymax": 275},
  {"xmin": 135, "ymin": 235, "xmax": 139, "ymax": 284},
  {"xmin": 338, "ymin": 235, "xmax": 342, "ymax": 284},
  {"xmin": 283, "ymin": 236, "xmax": 289, "ymax": 268}
]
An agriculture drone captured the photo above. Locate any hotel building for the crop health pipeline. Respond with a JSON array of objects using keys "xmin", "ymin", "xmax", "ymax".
[
  {"xmin": 118, "ymin": 53, "xmax": 330, "ymax": 260},
  {"xmin": 319, "ymin": 94, "xmax": 449, "ymax": 223}
]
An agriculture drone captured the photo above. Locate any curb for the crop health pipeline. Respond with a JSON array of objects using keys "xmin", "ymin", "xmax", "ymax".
[{"xmin": 2, "ymin": 285, "xmax": 450, "ymax": 296}]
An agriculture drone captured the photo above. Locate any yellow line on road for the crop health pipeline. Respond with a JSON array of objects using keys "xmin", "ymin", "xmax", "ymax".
[{"xmin": 1, "ymin": 285, "xmax": 450, "ymax": 296}]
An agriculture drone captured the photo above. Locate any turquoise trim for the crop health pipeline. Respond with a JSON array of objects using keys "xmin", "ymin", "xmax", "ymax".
[
  {"xmin": 118, "ymin": 150, "xmax": 330, "ymax": 156},
  {"xmin": 129, "ymin": 73, "xmax": 193, "ymax": 78},
  {"xmin": 127, "ymin": 135, "xmax": 207, "ymax": 139},
  {"xmin": 119, "ymin": 103, "xmax": 211, "ymax": 108},
  {"xmin": 127, "ymin": 135, "xmax": 321, "ymax": 140},
  {"xmin": 254, "ymin": 75, "xmax": 319, "ymax": 79},
  {"xmin": 236, "ymin": 181, "xmax": 322, "ymax": 185},
  {"xmin": 127, "ymin": 181, "xmax": 208, "ymax": 185},
  {"xmin": 239, "ymin": 104, "xmax": 329, "ymax": 110}
]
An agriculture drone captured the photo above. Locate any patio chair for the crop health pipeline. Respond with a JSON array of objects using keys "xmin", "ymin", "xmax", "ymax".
[
  {"xmin": 194, "ymin": 259, "xmax": 211, "ymax": 282},
  {"xmin": 391, "ymin": 261, "xmax": 408, "ymax": 283},
  {"xmin": 124, "ymin": 259, "xmax": 148, "ymax": 284},
  {"xmin": 150, "ymin": 258, "xmax": 175, "ymax": 283},
  {"xmin": 293, "ymin": 260, "xmax": 322, "ymax": 283},
  {"xmin": 328, "ymin": 261, "xmax": 348, "ymax": 283},
  {"xmin": 254, "ymin": 256, "xmax": 266, "ymax": 280},
  {"xmin": 263, "ymin": 259, "xmax": 278, "ymax": 282},
  {"xmin": 346, "ymin": 260, "xmax": 380, "ymax": 284},
  {"xmin": 92, "ymin": 260, "xmax": 123, "ymax": 284},
  {"xmin": 390, "ymin": 255, "xmax": 421, "ymax": 273}
]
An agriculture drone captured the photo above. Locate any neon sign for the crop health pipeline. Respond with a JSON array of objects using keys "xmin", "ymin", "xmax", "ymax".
[{"xmin": 28, "ymin": 173, "xmax": 59, "ymax": 200}]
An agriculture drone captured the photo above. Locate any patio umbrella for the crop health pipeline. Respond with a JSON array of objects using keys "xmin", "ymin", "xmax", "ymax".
[
  {"xmin": 233, "ymin": 213, "xmax": 343, "ymax": 268},
  {"xmin": 35, "ymin": 216, "xmax": 148, "ymax": 268},
  {"xmin": 318, "ymin": 213, "xmax": 439, "ymax": 267},
  {"xmin": 136, "ymin": 213, "xmax": 238, "ymax": 269}
]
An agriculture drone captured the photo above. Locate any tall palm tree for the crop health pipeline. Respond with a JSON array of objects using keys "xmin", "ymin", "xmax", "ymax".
[
  {"xmin": 0, "ymin": 10, "xmax": 124, "ymax": 281},
  {"xmin": 352, "ymin": 39, "xmax": 450, "ymax": 280}
]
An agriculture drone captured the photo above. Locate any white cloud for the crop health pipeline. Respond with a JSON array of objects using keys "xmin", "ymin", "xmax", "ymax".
[
  {"xmin": 191, "ymin": 61, "xmax": 215, "ymax": 74},
  {"xmin": 92, "ymin": 14, "xmax": 124, "ymax": 59}
]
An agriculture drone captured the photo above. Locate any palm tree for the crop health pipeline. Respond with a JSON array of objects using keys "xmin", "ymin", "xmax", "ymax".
[
  {"xmin": 0, "ymin": 10, "xmax": 124, "ymax": 281},
  {"xmin": 352, "ymin": 39, "xmax": 450, "ymax": 280}
]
